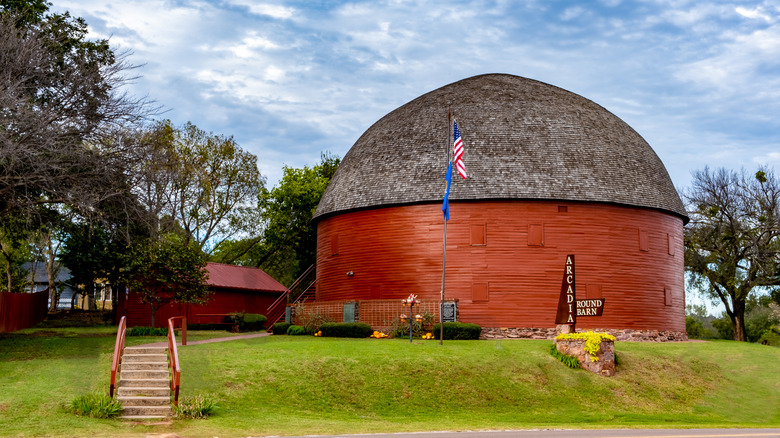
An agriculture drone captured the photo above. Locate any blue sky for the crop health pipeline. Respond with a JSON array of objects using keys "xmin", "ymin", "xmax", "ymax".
[{"xmin": 52, "ymin": 0, "xmax": 780, "ymax": 192}]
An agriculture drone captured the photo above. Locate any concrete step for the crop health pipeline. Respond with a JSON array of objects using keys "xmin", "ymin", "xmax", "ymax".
[
  {"xmin": 118, "ymin": 396, "xmax": 170, "ymax": 407},
  {"xmin": 121, "ymin": 361, "xmax": 168, "ymax": 371},
  {"xmin": 121, "ymin": 405, "xmax": 171, "ymax": 417},
  {"xmin": 120, "ymin": 369, "xmax": 169, "ymax": 380},
  {"xmin": 119, "ymin": 415, "xmax": 169, "ymax": 420},
  {"xmin": 119, "ymin": 378, "xmax": 170, "ymax": 388},
  {"xmin": 117, "ymin": 386, "xmax": 170, "ymax": 397},
  {"xmin": 124, "ymin": 346, "xmax": 167, "ymax": 355},
  {"xmin": 122, "ymin": 353, "xmax": 167, "ymax": 363}
]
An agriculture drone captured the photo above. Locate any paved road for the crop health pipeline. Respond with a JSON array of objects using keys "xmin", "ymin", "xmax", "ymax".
[{"xmin": 267, "ymin": 430, "xmax": 780, "ymax": 438}]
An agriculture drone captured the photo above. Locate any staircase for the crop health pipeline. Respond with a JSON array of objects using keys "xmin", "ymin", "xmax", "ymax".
[{"xmin": 116, "ymin": 345, "xmax": 172, "ymax": 419}]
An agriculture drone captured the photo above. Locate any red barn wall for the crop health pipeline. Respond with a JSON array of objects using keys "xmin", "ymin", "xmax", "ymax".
[
  {"xmin": 315, "ymin": 200, "xmax": 685, "ymax": 332},
  {"xmin": 122, "ymin": 287, "xmax": 282, "ymax": 328}
]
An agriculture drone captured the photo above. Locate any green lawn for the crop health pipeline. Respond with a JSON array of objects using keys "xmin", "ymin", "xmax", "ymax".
[{"xmin": 0, "ymin": 328, "xmax": 779, "ymax": 438}]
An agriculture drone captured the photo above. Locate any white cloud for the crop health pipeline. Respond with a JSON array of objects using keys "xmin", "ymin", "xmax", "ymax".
[
  {"xmin": 735, "ymin": 6, "xmax": 773, "ymax": 22},
  {"xmin": 227, "ymin": 1, "xmax": 296, "ymax": 19},
  {"xmin": 753, "ymin": 151, "xmax": 780, "ymax": 164},
  {"xmin": 561, "ymin": 7, "xmax": 587, "ymax": 21}
]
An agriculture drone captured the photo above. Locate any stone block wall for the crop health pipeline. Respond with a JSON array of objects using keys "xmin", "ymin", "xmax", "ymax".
[
  {"xmin": 480, "ymin": 327, "xmax": 687, "ymax": 342},
  {"xmin": 555, "ymin": 339, "xmax": 616, "ymax": 377}
]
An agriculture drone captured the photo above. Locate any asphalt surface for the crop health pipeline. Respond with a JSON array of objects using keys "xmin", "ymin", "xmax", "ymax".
[{"xmin": 265, "ymin": 429, "xmax": 780, "ymax": 438}]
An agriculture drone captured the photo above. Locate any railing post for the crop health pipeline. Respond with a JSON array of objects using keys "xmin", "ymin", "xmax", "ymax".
[
  {"xmin": 110, "ymin": 316, "xmax": 127, "ymax": 398},
  {"xmin": 182, "ymin": 316, "xmax": 187, "ymax": 346}
]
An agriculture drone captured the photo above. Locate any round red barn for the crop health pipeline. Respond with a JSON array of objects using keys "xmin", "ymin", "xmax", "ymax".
[{"xmin": 312, "ymin": 74, "xmax": 688, "ymax": 339}]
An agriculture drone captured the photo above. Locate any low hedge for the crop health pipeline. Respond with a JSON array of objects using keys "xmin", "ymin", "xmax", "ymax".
[
  {"xmin": 432, "ymin": 322, "xmax": 482, "ymax": 340},
  {"xmin": 319, "ymin": 322, "xmax": 373, "ymax": 338},
  {"xmin": 271, "ymin": 322, "xmax": 291, "ymax": 335},
  {"xmin": 287, "ymin": 325, "xmax": 307, "ymax": 336},
  {"xmin": 127, "ymin": 326, "xmax": 168, "ymax": 337},
  {"xmin": 227, "ymin": 313, "xmax": 267, "ymax": 332}
]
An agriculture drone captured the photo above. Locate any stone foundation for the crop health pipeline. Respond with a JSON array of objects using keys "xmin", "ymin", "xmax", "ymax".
[
  {"xmin": 480, "ymin": 327, "xmax": 688, "ymax": 342},
  {"xmin": 555, "ymin": 339, "xmax": 616, "ymax": 377}
]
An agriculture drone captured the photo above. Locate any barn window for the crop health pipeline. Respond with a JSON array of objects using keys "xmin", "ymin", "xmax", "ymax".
[
  {"xmin": 638, "ymin": 229, "xmax": 649, "ymax": 251},
  {"xmin": 528, "ymin": 224, "xmax": 544, "ymax": 246},
  {"xmin": 472, "ymin": 282, "xmax": 489, "ymax": 302},
  {"xmin": 370, "ymin": 285, "xmax": 381, "ymax": 299},
  {"xmin": 586, "ymin": 283, "xmax": 603, "ymax": 299},
  {"xmin": 331, "ymin": 234, "xmax": 339, "ymax": 256},
  {"xmin": 664, "ymin": 285, "xmax": 673, "ymax": 306},
  {"xmin": 667, "ymin": 233, "xmax": 675, "ymax": 256},
  {"xmin": 558, "ymin": 205, "xmax": 568, "ymax": 213},
  {"xmin": 471, "ymin": 224, "xmax": 486, "ymax": 246}
]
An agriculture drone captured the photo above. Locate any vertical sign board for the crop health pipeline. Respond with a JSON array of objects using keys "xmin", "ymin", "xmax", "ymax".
[
  {"xmin": 554, "ymin": 255, "xmax": 576, "ymax": 326},
  {"xmin": 441, "ymin": 302, "xmax": 457, "ymax": 322}
]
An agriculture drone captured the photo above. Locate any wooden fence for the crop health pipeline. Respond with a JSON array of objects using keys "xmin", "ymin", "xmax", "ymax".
[
  {"xmin": 0, "ymin": 290, "xmax": 48, "ymax": 333},
  {"xmin": 292, "ymin": 299, "xmax": 446, "ymax": 329}
]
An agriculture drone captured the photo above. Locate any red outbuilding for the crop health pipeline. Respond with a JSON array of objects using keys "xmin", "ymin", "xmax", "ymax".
[
  {"xmin": 120, "ymin": 262, "xmax": 288, "ymax": 328},
  {"xmin": 311, "ymin": 74, "xmax": 689, "ymax": 341}
]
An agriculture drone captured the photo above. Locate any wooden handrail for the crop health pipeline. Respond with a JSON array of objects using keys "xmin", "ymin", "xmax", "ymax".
[
  {"xmin": 169, "ymin": 315, "xmax": 187, "ymax": 346},
  {"xmin": 109, "ymin": 316, "xmax": 127, "ymax": 398},
  {"xmin": 167, "ymin": 317, "xmax": 182, "ymax": 406}
]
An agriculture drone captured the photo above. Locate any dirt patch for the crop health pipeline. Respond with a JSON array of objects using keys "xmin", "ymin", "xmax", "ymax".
[{"xmin": 0, "ymin": 403, "xmax": 8, "ymax": 412}]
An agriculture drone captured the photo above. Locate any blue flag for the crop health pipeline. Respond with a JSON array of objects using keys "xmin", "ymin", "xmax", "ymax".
[{"xmin": 442, "ymin": 161, "xmax": 453, "ymax": 220}]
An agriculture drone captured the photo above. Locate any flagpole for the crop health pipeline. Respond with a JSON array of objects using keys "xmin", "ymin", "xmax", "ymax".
[{"xmin": 440, "ymin": 109, "xmax": 452, "ymax": 346}]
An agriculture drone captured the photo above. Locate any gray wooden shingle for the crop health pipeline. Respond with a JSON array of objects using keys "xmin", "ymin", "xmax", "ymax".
[{"xmin": 314, "ymin": 74, "xmax": 687, "ymax": 222}]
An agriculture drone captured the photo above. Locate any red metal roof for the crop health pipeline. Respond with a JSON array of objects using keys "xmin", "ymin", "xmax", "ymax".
[{"xmin": 205, "ymin": 263, "xmax": 288, "ymax": 294}]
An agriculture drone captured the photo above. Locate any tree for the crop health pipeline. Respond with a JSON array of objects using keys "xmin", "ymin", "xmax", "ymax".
[
  {"xmin": 123, "ymin": 236, "xmax": 210, "ymax": 327},
  {"xmin": 127, "ymin": 121, "xmax": 263, "ymax": 253},
  {"xmin": 0, "ymin": 214, "xmax": 32, "ymax": 293},
  {"xmin": 59, "ymin": 222, "xmax": 120, "ymax": 310},
  {"xmin": 214, "ymin": 153, "xmax": 339, "ymax": 285},
  {"xmin": 683, "ymin": 167, "xmax": 780, "ymax": 341},
  {"xmin": 0, "ymin": 3, "xmax": 153, "ymax": 223}
]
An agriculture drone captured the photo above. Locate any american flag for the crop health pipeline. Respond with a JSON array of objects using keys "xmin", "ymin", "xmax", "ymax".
[{"xmin": 453, "ymin": 120, "xmax": 467, "ymax": 179}]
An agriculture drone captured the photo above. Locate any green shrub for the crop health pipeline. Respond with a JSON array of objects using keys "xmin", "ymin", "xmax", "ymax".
[
  {"xmin": 271, "ymin": 322, "xmax": 291, "ymax": 335},
  {"xmin": 174, "ymin": 394, "xmax": 218, "ymax": 419},
  {"xmin": 746, "ymin": 306, "xmax": 780, "ymax": 343},
  {"xmin": 319, "ymin": 322, "xmax": 373, "ymax": 338},
  {"xmin": 548, "ymin": 343, "xmax": 580, "ymax": 369},
  {"xmin": 68, "ymin": 393, "xmax": 123, "ymax": 419},
  {"xmin": 711, "ymin": 317, "xmax": 734, "ymax": 340},
  {"xmin": 287, "ymin": 325, "xmax": 307, "ymax": 335},
  {"xmin": 227, "ymin": 313, "xmax": 267, "ymax": 332},
  {"xmin": 127, "ymin": 326, "xmax": 168, "ymax": 336},
  {"xmin": 686, "ymin": 315, "xmax": 711, "ymax": 339},
  {"xmin": 432, "ymin": 322, "xmax": 482, "ymax": 340},
  {"xmin": 295, "ymin": 307, "xmax": 335, "ymax": 334}
]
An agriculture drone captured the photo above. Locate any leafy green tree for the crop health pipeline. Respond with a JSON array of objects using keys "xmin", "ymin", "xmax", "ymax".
[
  {"xmin": 0, "ymin": 214, "xmax": 32, "ymax": 293},
  {"xmin": 59, "ymin": 222, "xmax": 126, "ymax": 310},
  {"xmin": 683, "ymin": 167, "xmax": 780, "ymax": 342},
  {"xmin": 123, "ymin": 236, "xmax": 210, "ymax": 327},
  {"xmin": 213, "ymin": 153, "xmax": 339, "ymax": 286},
  {"xmin": 127, "ymin": 121, "xmax": 263, "ymax": 253}
]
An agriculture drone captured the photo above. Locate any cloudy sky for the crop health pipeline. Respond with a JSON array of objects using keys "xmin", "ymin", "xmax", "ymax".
[{"xmin": 51, "ymin": 0, "xmax": 780, "ymax": 190}]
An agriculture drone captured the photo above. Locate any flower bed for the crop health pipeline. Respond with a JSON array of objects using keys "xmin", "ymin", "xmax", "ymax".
[{"xmin": 554, "ymin": 331, "xmax": 616, "ymax": 377}]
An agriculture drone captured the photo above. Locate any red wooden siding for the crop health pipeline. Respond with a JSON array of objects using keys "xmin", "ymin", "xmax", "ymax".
[
  {"xmin": 122, "ymin": 288, "xmax": 283, "ymax": 328},
  {"xmin": 316, "ymin": 200, "xmax": 685, "ymax": 332},
  {"xmin": 0, "ymin": 291, "xmax": 48, "ymax": 333}
]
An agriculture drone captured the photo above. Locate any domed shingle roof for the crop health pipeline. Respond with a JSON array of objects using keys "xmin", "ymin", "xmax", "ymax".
[{"xmin": 314, "ymin": 74, "xmax": 686, "ymax": 221}]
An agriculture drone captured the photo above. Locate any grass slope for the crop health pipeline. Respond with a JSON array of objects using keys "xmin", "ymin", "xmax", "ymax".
[{"xmin": 0, "ymin": 329, "xmax": 778, "ymax": 438}]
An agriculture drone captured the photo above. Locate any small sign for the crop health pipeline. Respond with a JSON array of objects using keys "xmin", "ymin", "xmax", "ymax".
[
  {"xmin": 441, "ymin": 302, "xmax": 457, "ymax": 322},
  {"xmin": 554, "ymin": 255, "xmax": 576, "ymax": 325},
  {"xmin": 576, "ymin": 299, "xmax": 605, "ymax": 316},
  {"xmin": 343, "ymin": 302, "xmax": 356, "ymax": 323}
]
